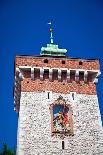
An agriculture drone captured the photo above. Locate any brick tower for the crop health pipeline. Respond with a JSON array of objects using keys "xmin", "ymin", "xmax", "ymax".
[{"xmin": 14, "ymin": 27, "xmax": 103, "ymax": 155}]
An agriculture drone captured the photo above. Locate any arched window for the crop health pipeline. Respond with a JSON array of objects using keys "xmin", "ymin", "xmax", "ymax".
[{"xmin": 50, "ymin": 96, "xmax": 73, "ymax": 135}]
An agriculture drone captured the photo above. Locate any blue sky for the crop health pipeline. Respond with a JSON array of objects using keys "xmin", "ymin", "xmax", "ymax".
[{"xmin": 0, "ymin": 0, "xmax": 103, "ymax": 149}]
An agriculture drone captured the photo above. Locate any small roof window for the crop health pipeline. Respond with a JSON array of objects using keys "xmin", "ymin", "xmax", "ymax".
[
  {"xmin": 62, "ymin": 60, "xmax": 65, "ymax": 64},
  {"xmin": 79, "ymin": 61, "xmax": 83, "ymax": 65},
  {"xmin": 44, "ymin": 59, "xmax": 48, "ymax": 63}
]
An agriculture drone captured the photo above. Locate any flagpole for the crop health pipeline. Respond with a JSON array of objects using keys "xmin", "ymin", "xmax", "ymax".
[
  {"xmin": 50, "ymin": 28, "xmax": 53, "ymax": 44},
  {"xmin": 48, "ymin": 22, "xmax": 54, "ymax": 44}
]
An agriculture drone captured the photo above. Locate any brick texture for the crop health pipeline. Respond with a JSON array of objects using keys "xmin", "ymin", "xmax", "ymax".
[
  {"xmin": 16, "ymin": 56, "xmax": 100, "ymax": 70},
  {"xmin": 21, "ymin": 78, "xmax": 96, "ymax": 95},
  {"xmin": 15, "ymin": 56, "xmax": 99, "ymax": 95}
]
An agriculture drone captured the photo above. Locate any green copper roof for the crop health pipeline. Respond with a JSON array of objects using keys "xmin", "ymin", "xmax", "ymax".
[
  {"xmin": 40, "ymin": 23, "xmax": 67, "ymax": 56},
  {"xmin": 40, "ymin": 44, "xmax": 67, "ymax": 56}
]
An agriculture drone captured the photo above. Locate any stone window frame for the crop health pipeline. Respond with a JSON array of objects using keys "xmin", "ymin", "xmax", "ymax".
[{"xmin": 49, "ymin": 96, "xmax": 74, "ymax": 136}]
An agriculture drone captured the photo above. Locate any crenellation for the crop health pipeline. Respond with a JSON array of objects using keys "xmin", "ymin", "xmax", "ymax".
[
  {"xmin": 15, "ymin": 66, "xmax": 100, "ymax": 84},
  {"xmin": 16, "ymin": 57, "xmax": 100, "ymax": 70}
]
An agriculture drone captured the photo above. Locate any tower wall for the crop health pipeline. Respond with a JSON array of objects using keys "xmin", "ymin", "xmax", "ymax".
[
  {"xmin": 14, "ymin": 56, "xmax": 103, "ymax": 155},
  {"xmin": 17, "ymin": 92, "xmax": 103, "ymax": 155}
]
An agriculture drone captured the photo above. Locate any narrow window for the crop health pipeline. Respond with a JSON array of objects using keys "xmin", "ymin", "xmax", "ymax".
[
  {"xmin": 52, "ymin": 70, "xmax": 58, "ymax": 80},
  {"xmin": 70, "ymin": 71, "xmax": 75, "ymax": 81},
  {"xmin": 62, "ymin": 141, "xmax": 65, "ymax": 149},
  {"xmin": 79, "ymin": 72, "xmax": 84, "ymax": 81},
  {"xmin": 48, "ymin": 92, "xmax": 50, "ymax": 99},
  {"xmin": 44, "ymin": 59, "xmax": 48, "ymax": 63},
  {"xmin": 72, "ymin": 93, "xmax": 74, "ymax": 100},
  {"xmin": 44, "ymin": 70, "xmax": 49, "ymax": 79},
  {"xmin": 79, "ymin": 61, "xmax": 83, "ymax": 65},
  {"xmin": 34, "ymin": 69, "xmax": 40, "ymax": 80},
  {"xmin": 62, "ymin": 60, "xmax": 65, "ymax": 64},
  {"xmin": 61, "ymin": 71, "xmax": 67, "ymax": 82}
]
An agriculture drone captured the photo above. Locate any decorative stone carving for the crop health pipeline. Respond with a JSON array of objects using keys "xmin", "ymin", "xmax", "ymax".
[{"xmin": 49, "ymin": 97, "xmax": 73, "ymax": 137}]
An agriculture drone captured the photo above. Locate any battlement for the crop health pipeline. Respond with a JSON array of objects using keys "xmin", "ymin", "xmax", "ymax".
[
  {"xmin": 14, "ymin": 56, "xmax": 100, "ymax": 112},
  {"xmin": 16, "ymin": 56, "xmax": 100, "ymax": 70},
  {"xmin": 15, "ymin": 56, "xmax": 100, "ymax": 84}
]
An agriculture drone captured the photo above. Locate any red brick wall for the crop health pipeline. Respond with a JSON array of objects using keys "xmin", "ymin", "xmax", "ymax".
[
  {"xmin": 15, "ymin": 56, "xmax": 99, "ymax": 95},
  {"xmin": 16, "ymin": 56, "xmax": 99, "ymax": 70},
  {"xmin": 21, "ymin": 78, "xmax": 96, "ymax": 95}
]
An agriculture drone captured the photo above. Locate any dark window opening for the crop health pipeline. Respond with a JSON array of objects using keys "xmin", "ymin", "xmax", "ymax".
[
  {"xmin": 23, "ymin": 70, "xmax": 31, "ymax": 78},
  {"xmin": 87, "ymin": 72, "xmax": 96, "ymax": 82},
  {"xmin": 87, "ymin": 74, "xmax": 92, "ymax": 82},
  {"xmin": 79, "ymin": 61, "xmax": 83, "ymax": 65},
  {"xmin": 34, "ymin": 69, "xmax": 40, "ymax": 80},
  {"xmin": 44, "ymin": 59, "xmax": 48, "ymax": 63},
  {"xmin": 62, "ymin": 60, "xmax": 65, "ymax": 64},
  {"xmin": 52, "ymin": 70, "xmax": 58, "ymax": 80},
  {"xmin": 62, "ymin": 141, "xmax": 65, "ymax": 149},
  {"xmin": 48, "ymin": 92, "xmax": 50, "ymax": 99},
  {"xmin": 44, "ymin": 70, "xmax": 49, "ymax": 79},
  {"xmin": 79, "ymin": 72, "xmax": 84, "ymax": 81},
  {"xmin": 70, "ymin": 71, "xmax": 75, "ymax": 81},
  {"xmin": 72, "ymin": 93, "xmax": 74, "ymax": 100},
  {"xmin": 61, "ymin": 71, "xmax": 67, "ymax": 82}
]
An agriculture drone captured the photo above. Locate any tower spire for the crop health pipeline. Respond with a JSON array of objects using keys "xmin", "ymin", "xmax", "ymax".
[
  {"xmin": 50, "ymin": 28, "xmax": 53, "ymax": 44},
  {"xmin": 48, "ymin": 21, "xmax": 54, "ymax": 44},
  {"xmin": 40, "ymin": 22, "xmax": 67, "ymax": 56}
]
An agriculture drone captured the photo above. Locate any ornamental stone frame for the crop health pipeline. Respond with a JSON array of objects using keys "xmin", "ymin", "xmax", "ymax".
[{"xmin": 49, "ymin": 96, "xmax": 74, "ymax": 138}]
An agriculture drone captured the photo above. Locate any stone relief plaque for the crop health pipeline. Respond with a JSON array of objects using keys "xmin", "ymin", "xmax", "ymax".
[
  {"xmin": 53, "ymin": 104, "xmax": 71, "ymax": 133},
  {"xmin": 50, "ymin": 96, "xmax": 73, "ymax": 136}
]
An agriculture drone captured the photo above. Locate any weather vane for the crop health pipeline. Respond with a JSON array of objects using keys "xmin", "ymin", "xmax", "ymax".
[{"xmin": 48, "ymin": 21, "xmax": 54, "ymax": 44}]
